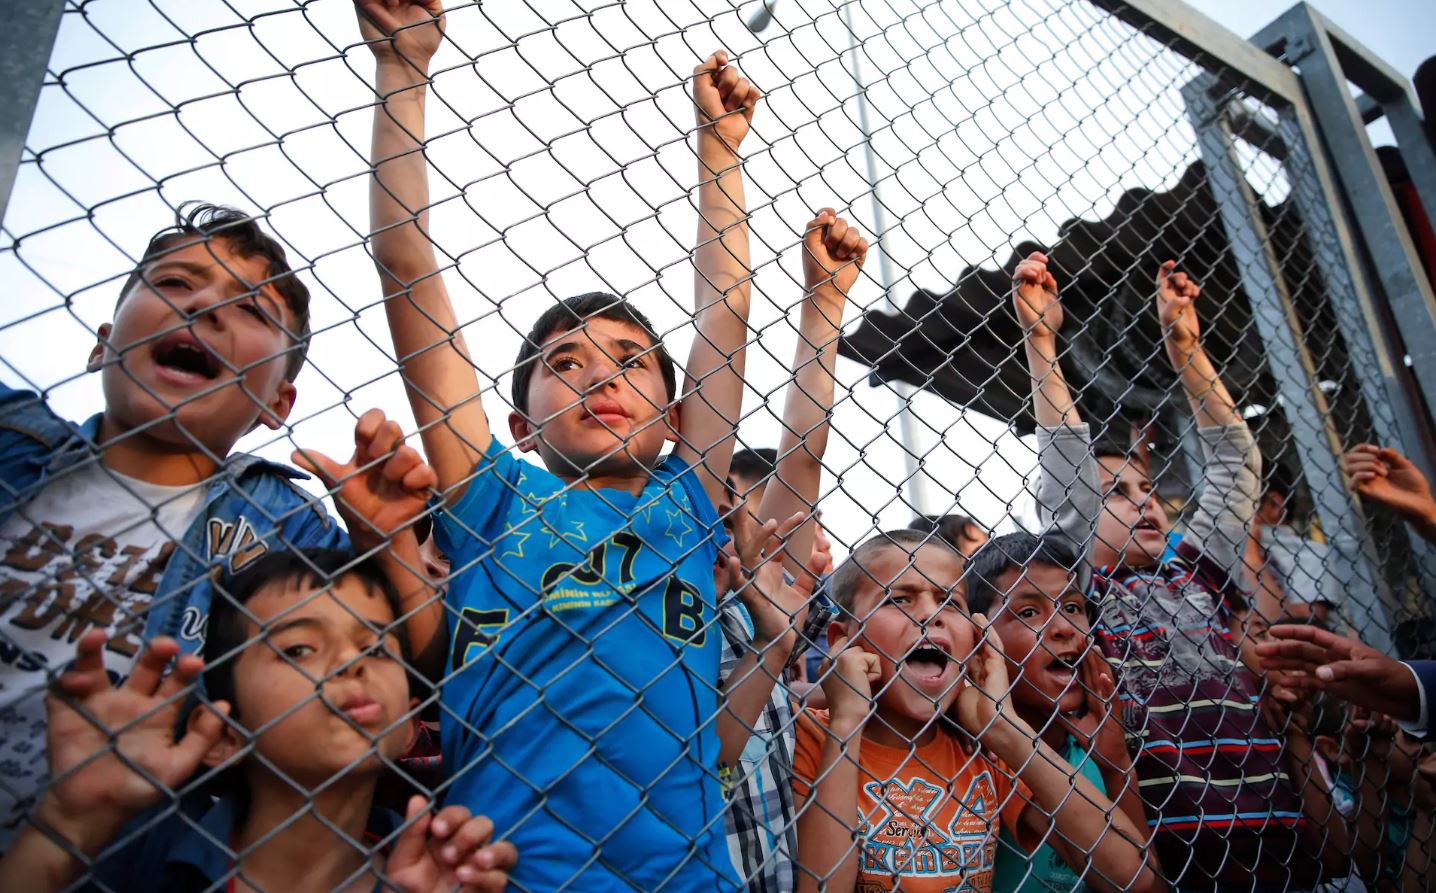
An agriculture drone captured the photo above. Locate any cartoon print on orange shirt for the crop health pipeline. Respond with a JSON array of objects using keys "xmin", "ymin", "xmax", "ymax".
[{"xmin": 857, "ymin": 770, "xmax": 1004, "ymax": 892}]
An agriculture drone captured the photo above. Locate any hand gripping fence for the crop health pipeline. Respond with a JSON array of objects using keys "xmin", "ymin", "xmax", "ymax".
[{"xmin": 1, "ymin": 1, "xmax": 1434, "ymax": 891}]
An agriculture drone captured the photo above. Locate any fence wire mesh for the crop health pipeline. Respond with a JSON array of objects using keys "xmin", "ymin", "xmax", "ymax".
[{"xmin": 1, "ymin": 0, "xmax": 1434, "ymax": 891}]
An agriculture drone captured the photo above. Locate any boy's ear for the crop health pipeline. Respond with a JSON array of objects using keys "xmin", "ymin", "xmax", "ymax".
[
  {"xmin": 87, "ymin": 323, "xmax": 113, "ymax": 373},
  {"xmin": 195, "ymin": 704, "xmax": 247, "ymax": 771},
  {"xmin": 664, "ymin": 401, "xmax": 681, "ymax": 443},
  {"xmin": 1314, "ymin": 734, "xmax": 1339, "ymax": 763},
  {"xmin": 256, "ymin": 381, "xmax": 298, "ymax": 432},
  {"xmin": 508, "ymin": 411, "xmax": 539, "ymax": 453},
  {"xmin": 826, "ymin": 618, "xmax": 853, "ymax": 652}
]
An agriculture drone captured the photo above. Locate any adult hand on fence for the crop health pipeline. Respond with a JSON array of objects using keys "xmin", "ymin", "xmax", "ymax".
[
  {"xmin": 388, "ymin": 796, "xmax": 518, "ymax": 893},
  {"xmin": 693, "ymin": 50, "xmax": 760, "ymax": 152},
  {"xmin": 1011, "ymin": 251, "xmax": 1063, "ymax": 347},
  {"xmin": 802, "ymin": 209, "xmax": 867, "ymax": 311},
  {"xmin": 1344, "ymin": 444, "xmax": 1436, "ymax": 538},
  {"xmin": 1256, "ymin": 624, "xmax": 1421, "ymax": 723},
  {"xmin": 293, "ymin": 408, "xmax": 438, "ymax": 552},
  {"xmin": 35, "ymin": 632, "xmax": 229, "ymax": 852},
  {"xmin": 355, "ymin": 0, "xmax": 445, "ymax": 72},
  {"xmin": 1155, "ymin": 260, "xmax": 1203, "ymax": 354}
]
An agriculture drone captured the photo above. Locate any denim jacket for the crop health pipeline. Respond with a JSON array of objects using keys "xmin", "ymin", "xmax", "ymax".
[{"xmin": 0, "ymin": 384, "xmax": 347, "ymax": 651}]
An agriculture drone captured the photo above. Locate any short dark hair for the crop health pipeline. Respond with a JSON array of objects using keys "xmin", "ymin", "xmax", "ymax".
[
  {"xmin": 510, "ymin": 292, "xmax": 677, "ymax": 416},
  {"xmin": 1090, "ymin": 435, "xmax": 1136, "ymax": 465},
  {"xmin": 908, "ymin": 514, "xmax": 982, "ymax": 549},
  {"xmin": 1091, "ymin": 436, "xmax": 1152, "ymax": 485},
  {"xmin": 966, "ymin": 532, "xmax": 1083, "ymax": 617},
  {"xmin": 730, "ymin": 448, "xmax": 778, "ymax": 489},
  {"xmin": 1263, "ymin": 466, "xmax": 1295, "ymax": 500},
  {"xmin": 828, "ymin": 528, "xmax": 958, "ymax": 615},
  {"xmin": 120, "ymin": 202, "xmax": 312, "ymax": 382},
  {"xmin": 204, "ymin": 549, "xmax": 411, "ymax": 716}
]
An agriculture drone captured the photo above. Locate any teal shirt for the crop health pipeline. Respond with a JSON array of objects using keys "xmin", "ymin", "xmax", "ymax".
[{"xmin": 991, "ymin": 735, "xmax": 1106, "ymax": 893}]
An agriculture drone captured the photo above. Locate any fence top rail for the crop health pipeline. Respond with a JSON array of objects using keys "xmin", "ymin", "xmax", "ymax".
[
  {"xmin": 1085, "ymin": 0, "xmax": 1303, "ymax": 106},
  {"xmin": 1261, "ymin": 1, "xmax": 1418, "ymax": 106}
]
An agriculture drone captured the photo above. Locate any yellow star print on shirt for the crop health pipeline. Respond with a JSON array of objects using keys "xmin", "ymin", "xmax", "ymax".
[
  {"xmin": 499, "ymin": 521, "xmax": 532, "ymax": 560},
  {"xmin": 547, "ymin": 518, "xmax": 588, "ymax": 550},
  {"xmin": 663, "ymin": 508, "xmax": 694, "ymax": 550}
]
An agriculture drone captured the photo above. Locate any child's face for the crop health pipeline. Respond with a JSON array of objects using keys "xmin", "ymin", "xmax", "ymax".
[
  {"xmin": 1257, "ymin": 490, "xmax": 1289, "ymax": 527},
  {"xmin": 988, "ymin": 563, "xmax": 1089, "ymax": 716},
  {"xmin": 1094, "ymin": 456, "xmax": 1170, "ymax": 568},
  {"xmin": 509, "ymin": 316, "xmax": 677, "ymax": 477},
  {"xmin": 90, "ymin": 239, "xmax": 298, "ymax": 455},
  {"xmin": 729, "ymin": 471, "xmax": 767, "ymax": 530},
  {"xmin": 227, "ymin": 575, "xmax": 415, "ymax": 787},
  {"xmin": 841, "ymin": 543, "xmax": 975, "ymax": 725}
]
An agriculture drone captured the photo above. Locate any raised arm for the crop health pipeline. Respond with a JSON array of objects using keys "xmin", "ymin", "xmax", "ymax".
[
  {"xmin": 1156, "ymin": 261, "xmax": 1260, "ymax": 572},
  {"xmin": 675, "ymin": 51, "xmax": 759, "ymax": 508},
  {"xmin": 757, "ymin": 210, "xmax": 865, "ymax": 576},
  {"xmin": 359, "ymin": 0, "xmax": 490, "ymax": 500},
  {"xmin": 1157, "ymin": 260, "xmax": 1239, "ymax": 428},
  {"xmin": 1013, "ymin": 251, "xmax": 1078, "ymax": 429},
  {"xmin": 1014, "ymin": 252, "xmax": 1100, "ymax": 566}
]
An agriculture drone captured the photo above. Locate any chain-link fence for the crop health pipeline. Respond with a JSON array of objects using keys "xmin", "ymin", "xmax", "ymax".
[{"xmin": 1, "ymin": 0, "xmax": 1434, "ymax": 891}]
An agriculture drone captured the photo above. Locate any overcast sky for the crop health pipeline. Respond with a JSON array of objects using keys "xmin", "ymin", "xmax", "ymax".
[{"xmin": 1, "ymin": 0, "xmax": 1429, "ymax": 558}]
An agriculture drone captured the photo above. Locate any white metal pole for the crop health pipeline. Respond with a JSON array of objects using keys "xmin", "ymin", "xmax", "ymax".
[{"xmin": 839, "ymin": 1, "xmax": 928, "ymax": 517}]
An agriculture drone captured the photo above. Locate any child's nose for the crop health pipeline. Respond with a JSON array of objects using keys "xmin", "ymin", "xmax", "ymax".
[
  {"xmin": 581, "ymin": 360, "xmax": 622, "ymax": 392},
  {"xmin": 176, "ymin": 285, "xmax": 231, "ymax": 327},
  {"xmin": 334, "ymin": 647, "xmax": 368, "ymax": 678},
  {"xmin": 1048, "ymin": 613, "xmax": 1079, "ymax": 640}
]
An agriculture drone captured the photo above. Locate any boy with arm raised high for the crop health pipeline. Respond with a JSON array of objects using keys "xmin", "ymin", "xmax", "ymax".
[
  {"xmin": 1021, "ymin": 251, "xmax": 1331, "ymax": 890},
  {"xmin": 357, "ymin": 0, "xmax": 759, "ymax": 888}
]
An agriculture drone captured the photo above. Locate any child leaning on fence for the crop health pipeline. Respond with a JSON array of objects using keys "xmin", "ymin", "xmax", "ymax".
[
  {"xmin": 1018, "ymin": 251, "xmax": 1327, "ymax": 891},
  {"xmin": 0, "ymin": 201, "xmax": 432, "ymax": 849},
  {"xmin": 0, "ymin": 548, "xmax": 515, "ymax": 893},
  {"xmin": 357, "ymin": 0, "xmax": 759, "ymax": 888},
  {"xmin": 790, "ymin": 528, "xmax": 1159, "ymax": 893}
]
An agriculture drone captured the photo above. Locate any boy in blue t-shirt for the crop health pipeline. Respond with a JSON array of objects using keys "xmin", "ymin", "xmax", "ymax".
[{"xmin": 355, "ymin": 1, "xmax": 760, "ymax": 888}]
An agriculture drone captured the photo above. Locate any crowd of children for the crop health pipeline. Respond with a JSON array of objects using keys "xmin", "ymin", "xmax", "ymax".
[{"xmin": 0, "ymin": 0, "xmax": 1434, "ymax": 891}]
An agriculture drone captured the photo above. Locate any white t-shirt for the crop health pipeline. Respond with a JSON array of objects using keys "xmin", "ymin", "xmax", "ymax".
[{"xmin": 0, "ymin": 461, "xmax": 205, "ymax": 847}]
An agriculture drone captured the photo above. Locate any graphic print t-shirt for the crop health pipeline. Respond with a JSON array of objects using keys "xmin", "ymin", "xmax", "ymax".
[
  {"xmin": 434, "ymin": 439, "xmax": 734, "ymax": 892},
  {"xmin": 0, "ymin": 462, "xmax": 203, "ymax": 846},
  {"xmin": 791, "ymin": 709, "xmax": 1030, "ymax": 893}
]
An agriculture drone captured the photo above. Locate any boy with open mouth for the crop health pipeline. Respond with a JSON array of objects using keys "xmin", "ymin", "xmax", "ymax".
[
  {"xmin": 966, "ymin": 531, "xmax": 1156, "ymax": 892},
  {"xmin": 789, "ymin": 528, "xmax": 1159, "ymax": 892}
]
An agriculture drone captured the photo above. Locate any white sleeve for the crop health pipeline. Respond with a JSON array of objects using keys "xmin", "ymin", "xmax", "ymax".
[{"xmin": 1396, "ymin": 661, "xmax": 1430, "ymax": 739}]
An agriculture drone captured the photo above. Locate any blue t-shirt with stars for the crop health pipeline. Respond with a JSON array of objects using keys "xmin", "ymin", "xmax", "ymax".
[{"xmin": 434, "ymin": 438, "xmax": 736, "ymax": 893}]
